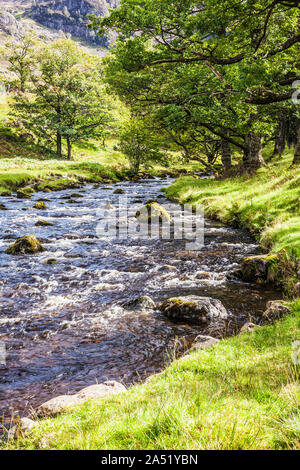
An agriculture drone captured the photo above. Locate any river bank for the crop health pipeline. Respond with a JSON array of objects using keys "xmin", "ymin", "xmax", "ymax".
[
  {"xmin": 165, "ymin": 149, "xmax": 300, "ymax": 294},
  {"xmin": 0, "ymin": 132, "xmax": 205, "ymax": 196}
]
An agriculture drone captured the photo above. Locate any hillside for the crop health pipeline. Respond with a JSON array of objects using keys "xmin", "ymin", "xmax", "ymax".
[{"xmin": 0, "ymin": 0, "xmax": 117, "ymax": 50}]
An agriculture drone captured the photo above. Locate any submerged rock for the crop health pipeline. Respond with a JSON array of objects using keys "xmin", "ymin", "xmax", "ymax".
[
  {"xmin": 33, "ymin": 201, "xmax": 47, "ymax": 210},
  {"xmin": 5, "ymin": 235, "xmax": 44, "ymax": 255},
  {"xmin": 160, "ymin": 296, "xmax": 228, "ymax": 325},
  {"xmin": 35, "ymin": 220, "xmax": 53, "ymax": 227},
  {"xmin": 37, "ymin": 381, "xmax": 126, "ymax": 417},
  {"xmin": 122, "ymin": 295, "xmax": 156, "ymax": 310},
  {"xmin": 262, "ymin": 301, "xmax": 291, "ymax": 324}
]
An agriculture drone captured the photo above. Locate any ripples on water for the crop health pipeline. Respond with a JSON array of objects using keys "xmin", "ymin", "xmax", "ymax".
[{"xmin": 0, "ymin": 179, "xmax": 281, "ymax": 417}]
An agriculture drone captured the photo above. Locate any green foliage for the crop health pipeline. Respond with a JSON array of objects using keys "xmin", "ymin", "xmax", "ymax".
[
  {"xmin": 6, "ymin": 39, "xmax": 114, "ymax": 159},
  {"xmin": 119, "ymin": 118, "xmax": 165, "ymax": 174},
  {"xmin": 93, "ymin": 0, "xmax": 299, "ymax": 173}
]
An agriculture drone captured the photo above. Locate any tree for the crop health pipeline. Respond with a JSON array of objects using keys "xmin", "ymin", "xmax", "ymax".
[
  {"xmin": 92, "ymin": 0, "xmax": 299, "ymax": 171},
  {"xmin": 1, "ymin": 34, "xmax": 36, "ymax": 93},
  {"xmin": 8, "ymin": 39, "xmax": 113, "ymax": 159},
  {"xmin": 119, "ymin": 118, "xmax": 164, "ymax": 175}
]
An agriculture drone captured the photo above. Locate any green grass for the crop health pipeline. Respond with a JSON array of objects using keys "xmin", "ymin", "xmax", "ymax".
[
  {"xmin": 165, "ymin": 149, "xmax": 300, "ymax": 279},
  {"xmin": 6, "ymin": 301, "xmax": 300, "ymax": 450}
]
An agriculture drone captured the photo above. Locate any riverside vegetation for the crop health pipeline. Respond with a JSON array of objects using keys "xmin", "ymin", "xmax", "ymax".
[{"xmin": 1, "ymin": 0, "xmax": 300, "ymax": 451}]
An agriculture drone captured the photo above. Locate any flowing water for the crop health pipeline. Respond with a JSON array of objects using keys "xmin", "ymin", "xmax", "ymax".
[{"xmin": 0, "ymin": 178, "xmax": 281, "ymax": 419}]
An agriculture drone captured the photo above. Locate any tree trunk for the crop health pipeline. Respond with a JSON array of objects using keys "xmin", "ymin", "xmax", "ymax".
[
  {"xmin": 221, "ymin": 138, "xmax": 232, "ymax": 172},
  {"xmin": 56, "ymin": 132, "xmax": 62, "ymax": 158},
  {"xmin": 272, "ymin": 111, "xmax": 287, "ymax": 158},
  {"xmin": 67, "ymin": 138, "xmax": 72, "ymax": 160},
  {"xmin": 292, "ymin": 126, "xmax": 300, "ymax": 165},
  {"xmin": 243, "ymin": 132, "xmax": 265, "ymax": 172}
]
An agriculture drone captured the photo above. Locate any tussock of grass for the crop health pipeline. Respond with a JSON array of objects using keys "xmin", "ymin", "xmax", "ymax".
[
  {"xmin": 6, "ymin": 302, "xmax": 300, "ymax": 450},
  {"xmin": 165, "ymin": 150, "xmax": 300, "ymax": 260}
]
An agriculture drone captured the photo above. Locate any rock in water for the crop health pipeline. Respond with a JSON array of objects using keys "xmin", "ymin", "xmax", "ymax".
[
  {"xmin": 33, "ymin": 201, "xmax": 47, "ymax": 210},
  {"xmin": 160, "ymin": 296, "xmax": 228, "ymax": 325},
  {"xmin": 136, "ymin": 202, "xmax": 171, "ymax": 223},
  {"xmin": 35, "ymin": 220, "xmax": 53, "ymax": 227},
  {"xmin": 240, "ymin": 255, "xmax": 277, "ymax": 282},
  {"xmin": 37, "ymin": 381, "xmax": 126, "ymax": 417},
  {"xmin": 16, "ymin": 190, "xmax": 32, "ymax": 199},
  {"xmin": 122, "ymin": 295, "xmax": 156, "ymax": 310},
  {"xmin": 262, "ymin": 301, "xmax": 291, "ymax": 324},
  {"xmin": 5, "ymin": 235, "xmax": 44, "ymax": 255}
]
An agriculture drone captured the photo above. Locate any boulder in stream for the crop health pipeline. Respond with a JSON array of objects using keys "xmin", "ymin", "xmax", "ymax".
[
  {"xmin": 5, "ymin": 235, "xmax": 44, "ymax": 255},
  {"xmin": 33, "ymin": 201, "xmax": 47, "ymax": 210},
  {"xmin": 241, "ymin": 255, "xmax": 278, "ymax": 282},
  {"xmin": 35, "ymin": 220, "xmax": 53, "ymax": 227},
  {"xmin": 160, "ymin": 296, "xmax": 228, "ymax": 325},
  {"xmin": 0, "ymin": 203, "xmax": 7, "ymax": 210},
  {"xmin": 16, "ymin": 189, "xmax": 32, "ymax": 199},
  {"xmin": 136, "ymin": 202, "xmax": 171, "ymax": 223},
  {"xmin": 37, "ymin": 381, "xmax": 126, "ymax": 417}
]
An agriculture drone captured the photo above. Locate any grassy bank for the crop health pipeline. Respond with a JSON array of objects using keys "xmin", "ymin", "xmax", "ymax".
[
  {"xmin": 0, "ymin": 133, "xmax": 204, "ymax": 195},
  {"xmin": 6, "ymin": 301, "xmax": 300, "ymax": 450},
  {"xmin": 165, "ymin": 149, "xmax": 300, "ymax": 291}
]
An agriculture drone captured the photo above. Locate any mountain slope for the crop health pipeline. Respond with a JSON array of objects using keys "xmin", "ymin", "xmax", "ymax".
[
  {"xmin": 29, "ymin": 0, "xmax": 118, "ymax": 46},
  {"xmin": 0, "ymin": 1, "xmax": 118, "ymax": 47}
]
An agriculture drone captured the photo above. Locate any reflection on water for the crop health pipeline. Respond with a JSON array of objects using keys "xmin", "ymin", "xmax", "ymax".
[{"xmin": 0, "ymin": 179, "xmax": 280, "ymax": 417}]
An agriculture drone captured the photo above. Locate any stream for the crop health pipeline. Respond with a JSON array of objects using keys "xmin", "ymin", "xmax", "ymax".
[{"xmin": 0, "ymin": 178, "xmax": 281, "ymax": 420}]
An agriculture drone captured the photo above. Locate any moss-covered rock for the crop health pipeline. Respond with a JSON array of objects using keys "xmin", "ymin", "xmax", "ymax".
[
  {"xmin": 35, "ymin": 220, "xmax": 53, "ymax": 227},
  {"xmin": 16, "ymin": 189, "xmax": 32, "ymax": 199},
  {"xmin": 113, "ymin": 188, "xmax": 124, "ymax": 194},
  {"xmin": 160, "ymin": 296, "xmax": 228, "ymax": 325},
  {"xmin": 136, "ymin": 202, "xmax": 171, "ymax": 223},
  {"xmin": 5, "ymin": 235, "xmax": 44, "ymax": 255},
  {"xmin": 33, "ymin": 201, "xmax": 47, "ymax": 210},
  {"xmin": 45, "ymin": 259, "xmax": 57, "ymax": 265},
  {"xmin": 240, "ymin": 255, "xmax": 278, "ymax": 282}
]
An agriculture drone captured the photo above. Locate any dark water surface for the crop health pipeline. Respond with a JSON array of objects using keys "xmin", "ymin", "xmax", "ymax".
[{"xmin": 0, "ymin": 178, "xmax": 281, "ymax": 418}]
